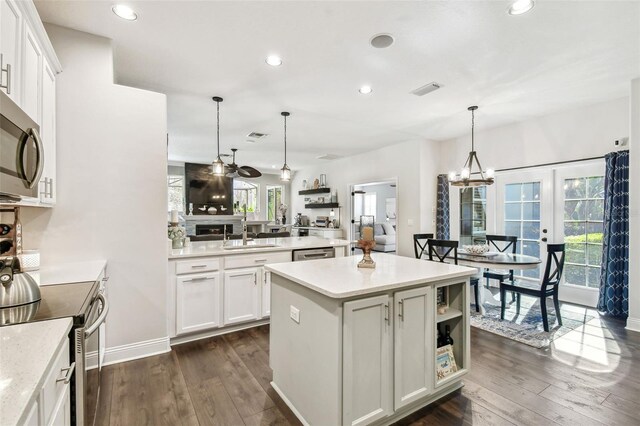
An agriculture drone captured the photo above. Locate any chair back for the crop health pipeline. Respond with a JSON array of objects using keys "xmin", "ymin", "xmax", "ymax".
[
  {"xmin": 427, "ymin": 239, "xmax": 458, "ymax": 265},
  {"xmin": 413, "ymin": 233, "xmax": 434, "ymax": 259},
  {"xmin": 486, "ymin": 235, "xmax": 517, "ymax": 254},
  {"xmin": 257, "ymin": 231, "xmax": 290, "ymax": 238},
  {"xmin": 542, "ymin": 244, "xmax": 565, "ymax": 290}
]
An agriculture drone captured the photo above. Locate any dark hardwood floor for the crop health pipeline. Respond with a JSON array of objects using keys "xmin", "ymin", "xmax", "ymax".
[{"xmin": 96, "ymin": 315, "xmax": 640, "ymax": 426}]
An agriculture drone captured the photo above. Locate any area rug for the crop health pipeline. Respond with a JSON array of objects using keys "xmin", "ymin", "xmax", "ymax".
[{"xmin": 470, "ymin": 292, "xmax": 595, "ymax": 348}]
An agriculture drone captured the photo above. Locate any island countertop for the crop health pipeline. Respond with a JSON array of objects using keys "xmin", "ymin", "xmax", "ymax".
[
  {"xmin": 169, "ymin": 236, "xmax": 350, "ymax": 259},
  {"xmin": 265, "ymin": 252, "xmax": 476, "ymax": 298}
]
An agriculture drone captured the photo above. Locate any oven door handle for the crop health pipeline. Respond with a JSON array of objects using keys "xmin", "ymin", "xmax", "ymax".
[{"xmin": 85, "ymin": 293, "xmax": 108, "ymax": 337}]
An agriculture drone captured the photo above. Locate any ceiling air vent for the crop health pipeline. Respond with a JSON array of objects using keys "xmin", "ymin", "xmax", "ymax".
[
  {"xmin": 410, "ymin": 82, "xmax": 442, "ymax": 96},
  {"xmin": 246, "ymin": 132, "xmax": 268, "ymax": 139},
  {"xmin": 316, "ymin": 154, "xmax": 342, "ymax": 161}
]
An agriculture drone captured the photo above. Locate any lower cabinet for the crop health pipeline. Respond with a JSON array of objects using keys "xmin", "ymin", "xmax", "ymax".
[
  {"xmin": 261, "ymin": 270, "xmax": 271, "ymax": 318},
  {"xmin": 223, "ymin": 268, "xmax": 260, "ymax": 325},
  {"xmin": 176, "ymin": 273, "xmax": 222, "ymax": 334}
]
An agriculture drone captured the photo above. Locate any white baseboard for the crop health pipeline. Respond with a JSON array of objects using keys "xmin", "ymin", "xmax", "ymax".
[
  {"xmin": 626, "ymin": 316, "xmax": 640, "ymax": 333},
  {"xmin": 103, "ymin": 336, "xmax": 171, "ymax": 366}
]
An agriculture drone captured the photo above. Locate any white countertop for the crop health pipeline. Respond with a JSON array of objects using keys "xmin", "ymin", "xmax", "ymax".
[
  {"xmin": 169, "ymin": 236, "xmax": 350, "ymax": 259},
  {"xmin": 265, "ymin": 253, "xmax": 476, "ymax": 298},
  {"xmin": 29, "ymin": 259, "xmax": 107, "ymax": 286},
  {"xmin": 0, "ymin": 318, "xmax": 73, "ymax": 425}
]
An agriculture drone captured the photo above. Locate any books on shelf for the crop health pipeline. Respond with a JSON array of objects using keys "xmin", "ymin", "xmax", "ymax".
[{"xmin": 436, "ymin": 344, "xmax": 458, "ymax": 380}]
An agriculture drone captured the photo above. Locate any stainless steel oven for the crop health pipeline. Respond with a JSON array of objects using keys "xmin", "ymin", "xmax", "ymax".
[
  {"xmin": 0, "ymin": 90, "xmax": 44, "ymax": 202},
  {"xmin": 75, "ymin": 287, "xmax": 108, "ymax": 426}
]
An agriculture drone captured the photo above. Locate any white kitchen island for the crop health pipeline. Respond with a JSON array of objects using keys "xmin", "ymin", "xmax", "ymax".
[{"xmin": 266, "ymin": 253, "xmax": 476, "ymax": 426}]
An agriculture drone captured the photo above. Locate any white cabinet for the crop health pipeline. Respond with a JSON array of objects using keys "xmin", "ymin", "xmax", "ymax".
[
  {"xmin": 39, "ymin": 58, "xmax": 56, "ymax": 204},
  {"xmin": 223, "ymin": 268, "xmax": 260, "ymax": 325},
  {"xmin": 393, "ymin": 286, "xmax": 434, "ymax": 409},
  {"xmin": 342, "ymin": 295, "xmax": 393, "ymax": 426},
  {"xmin": 0, "ymin": 0, "xmax": 22, "ymax": 102},
  {"xmin": 176, "ymin": 273, "xmax": 222, "ymax": 334},
  {"xmin": 21, "ymin": 21, "xmax": 42, "ymax": 122},
  {"xmin": 261, "ymin": 270, "xmax": 271, "ymax": 318},
  {"xmin": 48, "ymin": 381, "xmax": 71, "ymax": 426}
]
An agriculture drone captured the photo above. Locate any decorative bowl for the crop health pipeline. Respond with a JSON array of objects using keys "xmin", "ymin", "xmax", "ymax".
[{"xmin": 462, "ymin": 244, "xmax": 490, "ymax": 255}]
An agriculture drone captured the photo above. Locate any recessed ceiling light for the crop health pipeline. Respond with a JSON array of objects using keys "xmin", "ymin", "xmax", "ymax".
[
  {"xmin": 112, "ymin": 4, "xmax": 138, "ymax": 21},
  {"xmin": 370, "ymin": 34, "xmax": 394, "ymax": 49},
  {"xmin": 508, "ymin": 0, "xmax": 534, "ymax": 15},
  {"xmin": 359, "ymin": 86, "xmax": 372, "ymax": 94},
  {"xmin": 271, "ymin": 165, "xmax": 276, "ymax": 169},
  {"xmin": 265, "ymin": 55, "xmax": 283, "ymax": 66}
]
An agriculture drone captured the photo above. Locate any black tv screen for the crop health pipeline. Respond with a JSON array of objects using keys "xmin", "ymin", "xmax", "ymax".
[{"xmin": 185, "ymin": 163, "xmax": 233, "ymax": 214}]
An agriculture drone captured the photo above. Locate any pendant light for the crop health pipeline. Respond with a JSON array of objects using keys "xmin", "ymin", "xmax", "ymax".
[
  {"xmin": 448, "ymin": 106, "xmax": 494, "ymax": 187},
  {"xmin": 280, "ymin": 111, "xmax": 291, "ymax": 182},
  {"xmin": 211, "ymin": 96, "xmax": 225, "ymax": 176}
]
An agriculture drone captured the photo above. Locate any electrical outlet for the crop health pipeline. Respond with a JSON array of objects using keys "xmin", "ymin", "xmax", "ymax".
[{"xmin": 290, "ymin": 305, "xmax": 300, "ymax": 323}]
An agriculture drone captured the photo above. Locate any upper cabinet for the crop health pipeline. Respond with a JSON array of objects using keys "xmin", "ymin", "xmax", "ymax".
[{"xmin": 0, "ymin": 0, "xmax": 61, "ymax": 207}]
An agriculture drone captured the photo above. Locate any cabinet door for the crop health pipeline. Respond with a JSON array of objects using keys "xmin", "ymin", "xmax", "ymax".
[
  {"xmin": 343, "ymin": 295, "xmax": 392, "ymax": 426},
  {"xmin": 261, "ymin": 269, "xmax": 271, "ymax": 318},
  {"xmin": 0, "ymin": 0, "xmax": 22, "ymax": 102},
  {"xmin": 49, "ymin": 380, "xmax": 71, "ymax": 426},
  {"xmin": 394, "ymin": 286, "xmax": 434, "ymax": 409},
  {"xmin": 21, "ymin": 22, "xmax": 42, "ymax": 122},
  {"xmin": 223, "ymin": 268, "xmax": 259, "ymax": 325},
  {"xmin": 176, "ymin": 273, "xmax": 221, "ymax": 334},
  {"xmin": 40, "ymin": 58, "xmax": 56, "ymax": 204}
]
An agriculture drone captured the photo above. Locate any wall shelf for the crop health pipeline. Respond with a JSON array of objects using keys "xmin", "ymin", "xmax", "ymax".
[
  {"xmin": 299, "ymin": 188, "xmax": 331, "ymax": 195},
  {"xmin": 305, "ymin": 203, "xmax": 339, "ymax": 209}
]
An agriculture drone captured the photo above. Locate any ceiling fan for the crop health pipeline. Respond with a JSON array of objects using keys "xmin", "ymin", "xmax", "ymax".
[{"xmin": 224, "ymin": 148, "xmax": 262, "ymax": 178}]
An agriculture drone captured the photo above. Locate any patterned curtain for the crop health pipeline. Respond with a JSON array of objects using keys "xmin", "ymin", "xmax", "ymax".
[
  {"xmin": 436, "ymin": 174, "xmax": 450, "ymax": 240},
  {"xmin": 597, "ymin": 150, "xmax": 629, "ymax": 317}
]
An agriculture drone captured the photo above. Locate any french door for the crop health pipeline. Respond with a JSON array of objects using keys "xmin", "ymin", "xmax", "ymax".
[
  {"xmin": 495, "ymin": 170, "xmax": 553, "ymax": 282},
  {"xmin": 554, "ymin": 162, "xmax": 605, "ymax": 307}
]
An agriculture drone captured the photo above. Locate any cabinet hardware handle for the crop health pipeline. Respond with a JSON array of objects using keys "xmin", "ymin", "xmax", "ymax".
[
  {"xmin": 254, "ymin": 274, "xmax": 257, "ymax": 285},
  {"xmin": 191, "ymin": 265, "xmax": 207, "ymax": 268},
  {"xmin": 384, "ymin": 304, "xmax": 389, "ymax": 323},
  {"xmin": 398, "ymin": 300, "xmax": 404, "ymax": 320},
  {"xmin": 0, "ymin": 54, "xmax": 11, "ymax": 94},
  {"xmin": 56, "ymin": 362, "xmax": 76, "ymax": 384},
  {"xmin": 184, "ymin": 277, "xmax": 209, "ymax": 282},
  {"xmin": 254, "ymin": 259, "xmax": 268, "ymax": 263}
]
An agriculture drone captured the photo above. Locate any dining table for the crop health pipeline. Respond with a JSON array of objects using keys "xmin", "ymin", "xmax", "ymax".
[{"xmin": 456, "ymin": 251, "xmax": 542, "ymax": 308}]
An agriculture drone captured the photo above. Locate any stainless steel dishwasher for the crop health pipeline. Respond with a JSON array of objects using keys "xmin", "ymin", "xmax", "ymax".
[{"xmin": 292, "ymin": 247, "xmax": 335, "ymax": 261}]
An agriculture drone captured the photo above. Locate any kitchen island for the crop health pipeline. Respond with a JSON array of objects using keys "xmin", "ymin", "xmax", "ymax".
[
  {"xmin": 167, "ymin": 236, "xmax": 350, "ymax": 343},
  {"xmin": 266, "ymin": 253, "xmax": 476, "ymax": 426}
]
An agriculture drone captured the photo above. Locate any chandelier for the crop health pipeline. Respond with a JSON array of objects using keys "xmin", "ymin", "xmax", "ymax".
[{"xmin": 448, "ymin": 106, "xmax": 494, "ymax": 187}]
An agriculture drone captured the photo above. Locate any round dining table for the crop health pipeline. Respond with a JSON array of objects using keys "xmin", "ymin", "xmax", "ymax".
[{"xmin": 456, "ymin": 251, "xmax": 542, "ymax": 308}]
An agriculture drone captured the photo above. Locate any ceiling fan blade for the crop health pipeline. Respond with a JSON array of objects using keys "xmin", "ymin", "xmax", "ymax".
[
  {"xmin": 236, "ymin": 167, "xmax": 253, "ymax": 178},
  {"xmin": 240, "ymin": 166, "xmax": 262, "ymax": 178}
]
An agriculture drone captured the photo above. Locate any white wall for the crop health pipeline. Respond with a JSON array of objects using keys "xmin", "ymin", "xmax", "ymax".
[
  {"xmin": 291, "ymin": 139, "xmax": 441, "ymax": 257},
  {"xmin": 18, "ymin": 25, "xmax": 169, "ymax": 361},
  {"xmin": 628, "ymin": 78, "xmax": 640, "ymax": 332}
]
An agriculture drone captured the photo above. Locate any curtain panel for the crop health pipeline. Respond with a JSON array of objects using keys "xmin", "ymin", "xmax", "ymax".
[
  {"xmin": 436, "ymin": 174, "xmax": 450, "ymax": 240},
  {"xmin": 597, "ymin": 150, "xmax": 629, "ymax": 317}
]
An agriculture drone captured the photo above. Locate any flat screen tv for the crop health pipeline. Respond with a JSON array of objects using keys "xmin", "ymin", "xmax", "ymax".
[{"xmin": 185, "ymin": 163, "xmax": 233, "ymax": 215}]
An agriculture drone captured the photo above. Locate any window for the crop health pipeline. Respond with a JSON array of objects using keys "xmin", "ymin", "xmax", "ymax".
[
  {"xmin": 563, "ymin": 176, "xmax": 605, "ymax": 288},
  {"xmin": 363, "ymin": 193, "xmax": 377, "ymax": 218},
  {"xmin": 233, "ymin": 180, "xmax": 258, "ymax": 214},
  {"xmin": 460, "ymin": 186, "xmax": 486, "ymax": 246},
  {"xmin": 267, "ymin": 185, "xmax": 284, "ymax": 221},
  {"xmin": 168, "ymin": 175, "xmax": 185, "ymax": 212},
  {"xmin": 503, "ymin": 182, "xmax": 541, "ymax": 279}
]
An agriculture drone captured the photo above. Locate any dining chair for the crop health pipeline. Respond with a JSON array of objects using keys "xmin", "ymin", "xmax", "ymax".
[
  {"xmin": 483, "ymin": 235, "xmax": 518, "ymax": 286},
  {"xmin": 413, "ymin": 233, "xmax": 434, "ymax": 259},
  {"xmin": 500, "ymin": 244, "xmax": 565, "ymax": 332},
  {"xmin": 428, "ymin": 239, "xmax": 480, "ymax": 313}
]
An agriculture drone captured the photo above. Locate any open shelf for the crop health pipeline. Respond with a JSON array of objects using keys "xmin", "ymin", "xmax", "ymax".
[
  {"xmin": 298, "ymin": 188, "xmax": 330, "ymax": 195},
  {"xmin": 305, "ymin": 203, "xmax": 339, "ymax": 209},
  {"xmin": 437, "ymin": 308, "xmax": 462, "ymax": 323}
]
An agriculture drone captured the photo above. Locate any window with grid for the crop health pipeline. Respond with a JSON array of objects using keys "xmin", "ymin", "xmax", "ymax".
[
  {"xmin": 233, "ymin": 180, "xmax": 258, "ymax": 213},
  {"xmin": 168, "ymin": 175, "xmax": 185, "ymax": 212},
  {"xmin": 563, "ymin": 176, "xmax": 604, "ymax": 288},
  {"xmin": 267, "ymin": 185, "xmax": 283, "ymax": 221},
  {"xmin": 504, "ymin": 182, "xmax": 541, "ymax": 279},
  {"xmin": 460, "ymin": 186, "xmax": 486, "ymax": 246}
]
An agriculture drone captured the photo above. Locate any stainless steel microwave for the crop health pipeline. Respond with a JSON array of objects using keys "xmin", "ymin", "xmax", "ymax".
[{"xmin": 0, "ymin": 90, "xmax": 44, "ymax": 202}]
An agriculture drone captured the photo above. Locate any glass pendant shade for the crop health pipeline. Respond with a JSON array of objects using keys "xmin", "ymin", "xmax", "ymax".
[
  {"xmin": 448, "ymin": 106, "xmax": 494, "ymax": 187},
  {"xmin": 280, "ymin": 164, "xmax": 291, "ymax": 182},
  {"xmin": 212, "ymin": 156, "xmax": 225, "ymax": 176}
]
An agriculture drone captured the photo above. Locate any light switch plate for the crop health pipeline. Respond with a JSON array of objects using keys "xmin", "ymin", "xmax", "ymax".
[{"xmin": 290, "ymin": 305, "xmax": 300, "ymax": 323}]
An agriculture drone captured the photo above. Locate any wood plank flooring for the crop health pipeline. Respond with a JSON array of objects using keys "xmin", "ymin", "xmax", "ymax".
[{"xmin": 96, "ymin": 315, "xmax": 640, "ymax": 425}]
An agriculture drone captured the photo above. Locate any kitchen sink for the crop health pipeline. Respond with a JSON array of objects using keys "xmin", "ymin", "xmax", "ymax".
[{"xmin": 222, "ymin": 244, "xmax": 279, "ymax": 250}]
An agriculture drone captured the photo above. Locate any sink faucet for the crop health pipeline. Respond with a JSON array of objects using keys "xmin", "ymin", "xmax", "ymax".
[{"xmin": 242, "ymin": 205, "xmax": 248, "ymax": 245}]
